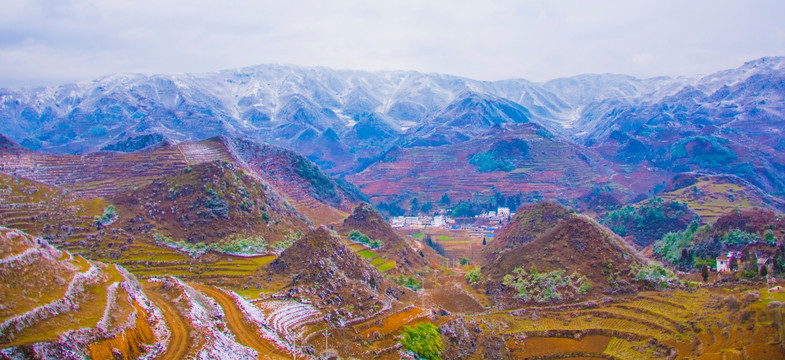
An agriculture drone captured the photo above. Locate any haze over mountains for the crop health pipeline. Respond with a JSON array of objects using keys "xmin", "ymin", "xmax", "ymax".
[{"xmin": 2, "ymin": 57, "xmax": 785, "ymax": 209}]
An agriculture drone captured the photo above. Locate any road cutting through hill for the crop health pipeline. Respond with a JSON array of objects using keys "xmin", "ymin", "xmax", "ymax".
[
  {"xmin": 191, "ymin": 283, "xmax": 290, "ymax": 360},
  {"xmin": 143, "ymin": 283, "xmax": 192, "ymax": 360}
]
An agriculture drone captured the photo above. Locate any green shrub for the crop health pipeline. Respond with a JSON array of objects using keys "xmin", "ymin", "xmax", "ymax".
[
  {"xmin": 721, "ymin": 228, "xmax": 760, "ymax": 247},
  {"xmin": 400, "ymin": 322, "xmax": 443, "ymax": 360},
  {"xmin": 349, "ymin": 229, "xmax": 383, "ymax": 249},
  {"xmin": 94, "ymin": 205, "xmax": 118, "ymax": 226},
  {"xmin": 465, "ymin": 266, "xmax": 484, "ymax": 286},
  {"xmin": 218, "ymin": 234, "xmax": 267, "ymax": 254},
  {"xmin": 469, "ymin": 151, "xmax": 514, "ymax": 172},
  {"xmin": 630, "ymin": 262, "xmax": 677, "ymax": 289},
  {"xmin": 392, "ymin": 275, "xmax": 422, "ymax": 291}
]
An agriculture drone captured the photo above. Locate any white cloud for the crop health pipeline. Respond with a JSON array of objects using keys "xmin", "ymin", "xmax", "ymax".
[{"xmin": 0, "ymin": 0, "xmax": 784, "ymax": 86}]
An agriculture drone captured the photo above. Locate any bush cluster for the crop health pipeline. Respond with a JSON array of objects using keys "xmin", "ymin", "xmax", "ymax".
[
  {"xmin": 502, "ymin": 266, "xmax": 591, "ymax": 304},
  {"xmin": 392, "ymin": 275, "xmax": 422, "ymax": 291},
  {"xmin": 348, "ymin": 229, "xmax": 383, "ymax": 249}
]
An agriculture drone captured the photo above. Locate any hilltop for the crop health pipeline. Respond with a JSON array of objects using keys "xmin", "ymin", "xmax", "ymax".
[
  {"xmin": 657, "ymin": 173, "xmax": 785, "ymax": 223},
  {"xmin": 480, "ymin": 203, "xmax": 656, "ymax": 307},
  {"xmin": 480, "ymin": 201, "xmax": 573, "ymax": 264},
  {"xmin": 348, "ymin": 124, "xmax": 616, "ymax": 213},
  {"xmin": 0, "ymin": 134, "xmax": 22, "ymax": 153},
  {"xmin": 225, "ymin": 137, "xmax": 364, "ymax": 224},
  {"xmin": 108, "ymin": 160, "xmax": 308, "ymax": 254},
  {"xmin": 265, "ymin": 227, "xmax": 402, "ymax": 325}
]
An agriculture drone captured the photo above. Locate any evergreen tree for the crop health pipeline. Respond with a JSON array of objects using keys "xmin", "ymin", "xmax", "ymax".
[{"xmin": 701, "ymin": 264, "xmax": 709, "ymax": 282}]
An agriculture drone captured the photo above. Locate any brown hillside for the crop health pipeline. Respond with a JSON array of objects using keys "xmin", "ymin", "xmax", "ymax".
[
  {"xmin": 334, "ymin": 203, "xmax": 426, "ymax": 274},
  {"xmin": 223, "ymin": 137, "xmax": 364, "ymax": 224},
  {"xmin": 347, "ymin": 125, "xmax": 615, "ymax": 208},
  {"xmin": 714, "ymin": 207, "xmax": 784, "ymax": 234},
  {"xmin": 0, "ymin": 135, "xmax": 359, "ymax": 227},
  {"xmin": 111, "ymin": 160, "xmax": 308, "ymax": 248},
  {"xmin": 265, "ymin": 227, "xmax": 402, "ymax": 325},
  {"xmin": 481, "ymin": 201, "xmax": 573, "ymax": 264},
  {"xmin": 484, "ymin": 215, "xmax": 648, "ymax": 301}
]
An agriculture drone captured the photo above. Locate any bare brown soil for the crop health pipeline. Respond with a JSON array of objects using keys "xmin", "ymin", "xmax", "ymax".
[{"xmin": 143, "ymin": 282, "xmax": 194, "ymax": 360}]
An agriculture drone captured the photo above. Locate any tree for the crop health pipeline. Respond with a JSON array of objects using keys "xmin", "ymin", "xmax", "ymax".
[
  {"xmin": 439, "ymin": 193, "xmax": 451, "ymax": 206},
  {"xmin": 410, "ymin": 198, "xmax": 419, "ymax": 216},
  {"xmin": 701, "ymin": 264, "xmax": 709, "ymax": 282},
  {"xmin": 774, "ymin": 251, "xmax": 784, "ymax": 275},
  {"xmin": 421, "ymin": 202, "xmax": 433, "ymax": 214},
  {"xmin": 730, "ymin": 257, "xmax": 739, "ymax": 272},
  {"xmin": 745, "ymin": 252, "xmax": 759, "ymax": 274},
  {"xmin": 400, "ymin": 322, "xmax": 443, "ymax": 360},
  {"xmin": 482, "ymin": 236, "xmax": 487, "ymax": 246}
]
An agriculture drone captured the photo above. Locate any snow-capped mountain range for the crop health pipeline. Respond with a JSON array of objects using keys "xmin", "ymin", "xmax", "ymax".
[{"xmin": 1, "ymin": 57, "xmax": 784, "ymax": 177}]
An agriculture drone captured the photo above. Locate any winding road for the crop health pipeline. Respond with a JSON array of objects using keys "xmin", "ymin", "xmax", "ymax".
[
  {"xmin": 143, "ymin": 283, "xmax": 192, "ymax": 360},
  {"xmin": 191, "ymin": 283, "xmax": 290, "ymax": 360}
]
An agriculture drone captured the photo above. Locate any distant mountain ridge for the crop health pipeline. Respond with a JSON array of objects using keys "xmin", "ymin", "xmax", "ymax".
[
  {"xmin": 2, "ymin": 57, "xmax": 785, "ymax": 207},
  {"xmin": 2, "ymin": 59, "xmax": 766, "ymax": 162}
]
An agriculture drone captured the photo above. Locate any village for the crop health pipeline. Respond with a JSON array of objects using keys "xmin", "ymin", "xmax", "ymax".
[{"xmin": 389, "ymin": 206, "xmax": 513, "ymax": 230}]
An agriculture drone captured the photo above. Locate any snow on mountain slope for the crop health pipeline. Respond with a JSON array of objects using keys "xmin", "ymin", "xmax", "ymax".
[{"xmin": 1, "ymin": 57, "xmax": 783, "ymax": 176}]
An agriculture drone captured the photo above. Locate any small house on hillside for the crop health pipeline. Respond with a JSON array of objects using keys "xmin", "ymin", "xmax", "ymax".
[
  {"xmin": 717, "ymin": 251, "xmax": 742, "ymax": 273},
  {"xmin": 717, "ymin": 254, "xmax": 731, "ymax": 272}
]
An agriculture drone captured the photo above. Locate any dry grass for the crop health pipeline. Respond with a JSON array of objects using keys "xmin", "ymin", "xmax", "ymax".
[{"xmin": 656, "ymin": 178, "xmax": 762, "ymax": 223}]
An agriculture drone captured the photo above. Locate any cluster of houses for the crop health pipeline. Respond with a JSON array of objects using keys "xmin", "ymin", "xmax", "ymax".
[
  {"xmin": 390, "ymin": 207, "xmax": 514, "ymax": 229},
  {"xmin": 475, "ymin": 207, "xmax": 512, "ymax": 223},
  {"xmin": 390, "ymin": 215, "xmax": 455, "ymax": 228},
  {"xmin": 716, "ymin": 250, "xmax": 772, "ymax": 273}
]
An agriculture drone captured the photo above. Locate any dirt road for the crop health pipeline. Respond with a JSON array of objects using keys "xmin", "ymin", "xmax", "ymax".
[
  {"xmin": 191, "ymin": 283, "xmax": 290, "ymax": 360},
  {"xmin": 143, "ymin": 282, "xmax": 193, "ymax": 360}
]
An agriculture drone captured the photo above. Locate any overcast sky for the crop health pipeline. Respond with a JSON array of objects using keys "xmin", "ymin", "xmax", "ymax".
[{"xmin": 1, "ymin": 0, "xmax": 784, "ymax": 87}]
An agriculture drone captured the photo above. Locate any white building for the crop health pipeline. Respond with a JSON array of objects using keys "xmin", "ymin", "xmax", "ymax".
[
  {"xmin": 497, "ymin": 207, "xmax": 511, "ymax": 217},
  {"xmin": 403, "ymin": 216, "xmax": 421, "ymax": 226}
]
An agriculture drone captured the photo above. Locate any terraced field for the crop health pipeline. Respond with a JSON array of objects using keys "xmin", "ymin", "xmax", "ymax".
[
  {"xmin": 656, "ymin": 175, "xmax": 778, "ymax": 223},
  {"xmin": 340, "ymin": 235, "xmax": 397, "ymax": 273},
  {"xmin": 0, "ymin": 227, "xmax": 166, "ymax": 359},
  {"xmin": 401, "ymin": 228, "xmax": 486, "ymax": 261},
  {"xmin": 0, "ymin": 173, "xmax": 107, "ymax": 247},
  {"xmin": 469, "ymin": 287, "xmax": 785, "ymax": 359}
]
